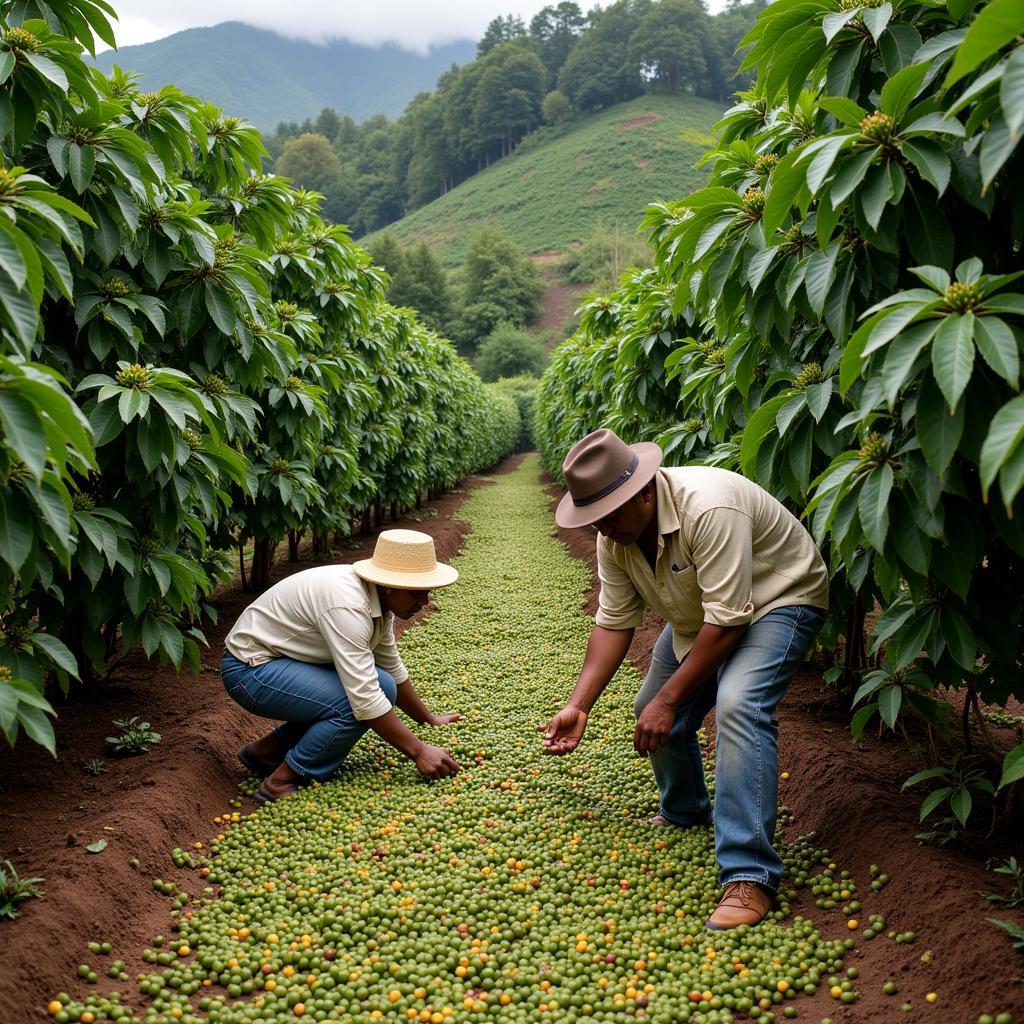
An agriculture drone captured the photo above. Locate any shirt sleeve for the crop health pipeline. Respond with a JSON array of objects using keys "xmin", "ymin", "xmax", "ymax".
[
  {"xmin": 691, "ymin": 507, "xmax": 756, "ymax": 628},
  {"xmin": 371, "ymin": 613, "xmax": 409, "ymax": 686},
  {"xmin": 317, "ymin": 606, "xmax": 394, "ymax": 721},
  {"xmin": 594, "ymin": 536, "xmax": 646, "ymax": 630}
]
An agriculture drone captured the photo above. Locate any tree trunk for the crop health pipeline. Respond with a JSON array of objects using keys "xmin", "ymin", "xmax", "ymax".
[
  {"xmin": 312, "ymin": 529, "xmax": 329, "ymax": 557},
  {"xmin": 361, "ymin": 507, "xmax": 371, "ymax": 535},
  {"xmin": 416, "ymin": 494, "xmax": 422, "ymax": 510},
  {"xmin": 288, "ymin": 529, "xmax": 301, "ymax": 561},
  {"xmin": 249, "ymin": 537, "xmax": 275, "ymax": 592},
  {"xmin": 842, "ymin": 593, "xmax": 867, "ymax": 698},
  {"xmin": 391, "ymin": 501, "xmax": 398, "ymax": 522},
  {"xmin": 238, "ymin": 538, "xmax": 247, "ymax": 592}
]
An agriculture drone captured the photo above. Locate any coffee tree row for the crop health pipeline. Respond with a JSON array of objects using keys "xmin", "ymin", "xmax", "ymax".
[
  {"xmin": 537, "ymin": 0, "xmax": 1024, "ymax": 818},
  {"xmin": 0, "ymin": 0, "xmax": 521, "ymax": 756}
]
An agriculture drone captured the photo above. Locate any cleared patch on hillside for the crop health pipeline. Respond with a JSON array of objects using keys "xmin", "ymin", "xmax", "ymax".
[{"xmin": 362, "ymin": 94, "xmax": 723, "ymax": 267}]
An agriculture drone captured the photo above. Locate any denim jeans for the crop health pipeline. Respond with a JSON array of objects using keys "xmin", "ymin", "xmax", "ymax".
[
  {"xmin": 220, "ymin": 651, "xmax": 397, "ymax": 781},
  {"xmin": 633, "ymin": 605, "xmax": 825, "ymax": 892}
]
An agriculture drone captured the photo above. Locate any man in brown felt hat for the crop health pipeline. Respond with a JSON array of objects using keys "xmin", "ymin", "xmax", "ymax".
[
  {"xmin": 221, "ymin": 530, "xmax": 461, "ymax": 803},
  {"xmin": 541, "ymin": 428, "xmax": 829, "ymax": 929}
]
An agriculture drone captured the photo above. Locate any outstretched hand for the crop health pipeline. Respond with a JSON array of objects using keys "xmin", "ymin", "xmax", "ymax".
[
  {"xmin": 540, "ymin": 705, "xmax": 588, "ymax": 755},
  {"xmin": 428, "ymin": 712, "xmax": 462, "ymax": 726}
]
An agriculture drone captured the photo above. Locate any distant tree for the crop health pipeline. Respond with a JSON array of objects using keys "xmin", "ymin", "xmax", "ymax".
[
  {"xmin": 628, "ymin": 0, "xmax": 709, "ymax": 94},
  {"xmin": 390, "ymin": 244, "xmax": 452, "ymax": 332},
  {"xmin": 452, "ymin": 228, "xmax": 545, "ymax": 348},
  {"xmin": 402, "ymin": 91, "xmax": 451, "ymax": 205},
  {"xmin": 473, "ymin": 43, "xmax": 547, "ymax": 160},
  {"xmin": 366, "ymin": 232, "xmax": 406, "ymax": 278},
  {"xmin": 478, "ymin": 14, "xmax": 528, "ymax": 57},
  {"xmin": 558, "ymin": 1, "xmax": 645, "ymax": 110},
  {"xmin": 315, "ymin": 107, "xmax": 341, "ymax": 142},
  {"xmin": 703, "ymin": 2, "xmax": 759, "ymax": 100},
  {"xmin": 275, "ymin": 132, "xmax": 342, "ymax": 194},
  {"xmin": 333, "ymin": 114, "xmax": 360, "ymax": 151},
  {"xmin": 541, "ymin": 89, "xmax": 572, "ymax": 125},
  {"xmin": 529, "ymin": 2, "xmax": 587, "ymax": 88},
  {"xmin": 476, "ymin": 322, "xmax": 548, "ymax": 382}
]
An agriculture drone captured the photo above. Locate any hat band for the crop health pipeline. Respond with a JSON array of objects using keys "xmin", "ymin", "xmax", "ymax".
[{"xmin": 572, "ymin": 453, "xmax": 639, "ymax": 507}]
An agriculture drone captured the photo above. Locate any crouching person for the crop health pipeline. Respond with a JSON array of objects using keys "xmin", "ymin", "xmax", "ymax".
[{"xmin": 221, "ymin": 529, "xmax": 461, "ymax": 802}]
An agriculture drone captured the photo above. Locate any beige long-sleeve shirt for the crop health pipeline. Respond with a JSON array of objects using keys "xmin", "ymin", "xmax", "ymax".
[
  {"xmin": 596, "ymin": 467, "xmax": 829, "ymax": 659},
  {"xmin": 224, "ymin": 565, "xmax": 407, "ymax": 721}
]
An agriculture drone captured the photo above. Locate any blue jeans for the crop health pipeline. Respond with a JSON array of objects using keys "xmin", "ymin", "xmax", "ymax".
[
  {"xmin": 220, "ymin": 651, "xmax": 397, "ymax": 781},
  {"xmin": 633, "ymin": 605, "xmax": 825, "ymax": 892}
]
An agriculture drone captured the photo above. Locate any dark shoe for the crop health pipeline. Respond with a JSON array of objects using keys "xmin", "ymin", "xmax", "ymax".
[
  {"xmin": 706, "ymin": 881, "xmax": 774, "ymax": 930},
  {"xmin": 255, "ymin": 781, "xmax": 301, "ymax": 804},
  {"xmin": 238, "ymin": 742, "xmax": 282, "ymax": 778}
]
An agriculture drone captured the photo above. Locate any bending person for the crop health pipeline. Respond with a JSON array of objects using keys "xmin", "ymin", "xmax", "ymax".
[
  {"xmin": 222, "ymin": 529, "xmax": 461, "ymax": 803},
  {"xmin": 541, "ymin": 429, "xmax": 828, "ymax": 930}
]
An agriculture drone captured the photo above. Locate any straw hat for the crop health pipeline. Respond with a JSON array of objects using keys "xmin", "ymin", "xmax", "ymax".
[
  {"xmin": 352, "ymin": 529, "xmax": 458, "ymax": 589},
  {"xmin": 555, "ymin": 428, "xmax": 662, "ymax": 529}
]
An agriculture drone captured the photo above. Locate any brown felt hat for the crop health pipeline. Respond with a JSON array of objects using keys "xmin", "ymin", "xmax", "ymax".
[{"xmin": 555, "ymin": 429, "xmax": 662, "ymax": 529}]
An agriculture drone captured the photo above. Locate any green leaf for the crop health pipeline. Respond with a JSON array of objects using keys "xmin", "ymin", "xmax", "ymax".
[
  {"xmin": 1001, "ymin": 44, "xmax": 1024, "ymax": 140},
  {"xmin": 891, "ymin": 492, "xmax": 930, "ymax": 574},
  {"xmin": 86, "ymin": 839, "xmax": 108, "ymax": 854},
  {"xmin": 804, "ymin": 242, "xmax": 839, "ymax": 317},
  {"xmin": 878, "ymin": 684, "xmax": 903, "ymax": 729},
  {"xmin": 946, "ymin": 0, "xmax": 1024, "ymax": 87},
  {"xmin": 910, "ymin": 265, "xmax": 951, "ymax": 292},
  {"xmin": 16, "ymin": 703, "xmax": 56, "ymax": 755},
  {"xmin": 949, "ymin": 787, "xmax": 972, "ymax": 827},
  {"xmin": 916, "ymin": 372, "xmax": 965, "ymax": 477},
  {"xmin": 903, "ymin": 765, "xmax": 950, "ymax": 789},
  {"xmin": 973, "ymin": 316, "xmax": 1019, "ymax": 385},
  {"xmin": 861, "ymin": 1, "xmax": 892, "ymax": 43},
  {"xmin": 881, "ymin": 320, "xmax": 940, "ymax": 404},
  {"xmin": 829, "ymin": 150, "xmax": 875, "ymax": 207},
  {"xmin": 67, "ymin": 143, "xmax": 96, "ymax": 193},
  {"xmin": 762, "ymin": 152, "xmax": 808, "ymax": 239},
  {"xmin": 739, "ymin": 394, "xmax": 791, "ymax": 475},
  {"xmin": 980, "ymin": 392, "xmax": 1024, "ymax": 499},
  {"xmin": 900, "ymin": 139, "xmax": 951, "ymax": 195},
  {"xmin": 0, "ymin": 390, "xmax": 46, "ymax": 480},
  {"xmin": 0, "ymin": 50, "xmax": 14, "ymax": 85},
  {"xmin": 858, "ymin": 463, "xmax": 894, "ymax": 551},
  {"xmin": 0, "ymin": 487, "xmax": 33, "ymax": 571},
  {"xmin": 930, "ymin": 313, "xmax": 975, "ymax": 410},
  {"xmin": 940, "ymin": 605, "xmax": 977, "ymax": 670},
  {"xmin": 24, "ymin": 52, "xmax": 68, "ymax": 90},
  {"xmin": 818, "ymin": 96, "xmax": 868, "ymax": 126},
  {"xmin": 998, "ymin": 743, "xmax": 1024, "ymax": 789},
  {"xmin": 204, "ymin": 282, "xmax": 237, "ymax": 335},
  {"xmin": 919, "ymin": 787, "xmax": 954, "ymax": 821},
  {"xmin": 904, "ymin": 189, "xmax": 954, "ymax": 268},
  {"xmin": 860, "ymin": 161, "xmax": 894, "ymax": 229},
  {"xmin": 979, "ymin": 113, "xmax": 1016, "ymax": 187},
  {"xmin": 805, "ymin": 133, "xmax": 856, "ymax": 193},
  {"xmin": 880, "ymin": 62, "xmax": 929, "ymax": 120}
]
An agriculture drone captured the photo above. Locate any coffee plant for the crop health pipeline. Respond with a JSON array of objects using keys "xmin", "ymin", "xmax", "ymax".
[
  {"xmin": 536, "ymin": 0, "xmax": 1024, "ymax": 817},
  {"xmin": 0, "ymin": 0, "xmax": 519, "ymax": 756}
]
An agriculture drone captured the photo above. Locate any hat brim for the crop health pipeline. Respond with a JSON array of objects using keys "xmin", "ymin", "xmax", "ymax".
[
  {"xmin": 351, "ymin": 560, "xmax": 459, "ymax": 589},
  {"xmin": 554, "ymin": 442, "xmax": 663, "ymax": 529}
]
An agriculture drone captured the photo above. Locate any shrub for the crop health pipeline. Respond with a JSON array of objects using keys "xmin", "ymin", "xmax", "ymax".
[{"xmin": 476, "ymin": 323, "xmax": 548, "ymax": 382}]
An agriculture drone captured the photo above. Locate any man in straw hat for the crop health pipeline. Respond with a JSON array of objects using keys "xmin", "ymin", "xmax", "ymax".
[
  {"xmin": 222, "ymin": 529, "xmax": 461, "ymax": 803},
  {"xmin": 541, "ymin": 429, "xmax": 829, "ymax": 929}
]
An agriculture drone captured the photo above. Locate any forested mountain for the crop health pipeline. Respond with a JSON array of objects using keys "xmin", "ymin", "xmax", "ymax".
[
  {"xmin": 267, "ymin": 0, "xmax": 763, "ymax": 235},
  {"xmin": 90, "ymin": 22, "xmax": 475, "ymax": 129}
]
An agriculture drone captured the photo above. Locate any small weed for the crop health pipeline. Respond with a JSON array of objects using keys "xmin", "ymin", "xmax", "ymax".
[
  {"xmin": 106, "ymin": 717, "xmax": 161, "ymax": 755},
  {"xmin": 82, "ymin": 758, "xmax": 108, "ymax": 776},
  {"xmin": 981, "ymin": 856, "xmax": 1024, "ymax": 909},
  {"xmin": 0, "ymin": 860, "xmax": 44, "ymax": 920}
]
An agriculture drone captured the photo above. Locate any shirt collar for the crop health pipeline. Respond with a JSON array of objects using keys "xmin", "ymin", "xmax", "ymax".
[
  {"xmin": 655, "ymin": 469, "xmax": 681, "ymax": 539},
  {"xmin": 365, "ymin": 580, "xmax": 383, "ymax": 618}
]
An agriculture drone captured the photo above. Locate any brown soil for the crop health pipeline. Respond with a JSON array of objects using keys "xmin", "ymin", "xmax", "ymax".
[
  {"xmin": 543, "ymin": 475, "xmax": 1024, "ymax": 1024},
  {"xmin": 0, "ymin": 461, "xmax": 522, "ymax": 1020},
  {"xmin": 618, "ymin": 115, "xmax": 663, "ymax": 130},
  {"xmin": 532, "ymin": 263, "xmax": 590, "ymax": 344}
]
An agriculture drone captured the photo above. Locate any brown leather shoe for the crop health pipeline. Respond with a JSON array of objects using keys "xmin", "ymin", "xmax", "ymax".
[{"xmin": 706, "ymin": 881, "xmax": 775, "ymax": 930}]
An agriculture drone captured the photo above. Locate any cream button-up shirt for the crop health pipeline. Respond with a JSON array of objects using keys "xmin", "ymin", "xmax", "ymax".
[
  {"xmin": 595, "ymin": 467, "xmax": 829, "ymax": 659},
  {"xmin": 224, "ymin": 565, "xmax": 407, "ymax": 721}
]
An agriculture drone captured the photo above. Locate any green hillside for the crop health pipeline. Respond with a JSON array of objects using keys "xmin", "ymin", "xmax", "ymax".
[
  {"xmin": 91, "ymin": 23, "xmax": 475, "ymax": 130},
  {"xmin": 364, "ymin": 95, "xmax": 723, "ymax": 267}
]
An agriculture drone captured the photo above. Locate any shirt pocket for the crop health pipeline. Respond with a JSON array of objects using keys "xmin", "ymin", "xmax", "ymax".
[{"xmin": 666, "ymin": 562, "xmax": 704, "ymax": 631}]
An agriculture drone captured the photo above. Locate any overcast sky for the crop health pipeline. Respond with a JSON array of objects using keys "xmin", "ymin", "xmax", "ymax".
[{"xmin": 106, "ymin": 0, "xmax": 727, "ymax": 52}]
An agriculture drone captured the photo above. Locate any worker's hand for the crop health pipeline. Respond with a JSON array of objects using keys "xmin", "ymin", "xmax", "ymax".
[
  {"xmin": 414, "ymin": 743, "xmax": 460, "ymax": 779},
  {"xmin": 540, "ymin": 705, "xmax": 588, "ymax": 755},
  {"xmin": 633, "ymin": 698, "xmax": 675, "ymax": 755},
  {"xmin": 427, "ymin": 712, "xmax": 462, "ymax": 726}
]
